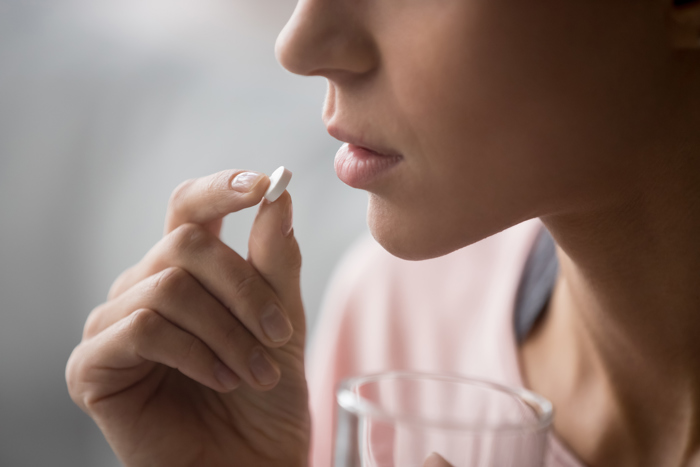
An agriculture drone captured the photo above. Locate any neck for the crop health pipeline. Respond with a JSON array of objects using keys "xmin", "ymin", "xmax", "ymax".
[{"xmin": 522, "ymin": 141, "xmax": 700, "ymax": 465}]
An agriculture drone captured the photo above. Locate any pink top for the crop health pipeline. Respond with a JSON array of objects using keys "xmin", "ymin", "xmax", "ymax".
[{"xmin": 307, "ymin": 219, "xmax": 585, "ymax": 467}]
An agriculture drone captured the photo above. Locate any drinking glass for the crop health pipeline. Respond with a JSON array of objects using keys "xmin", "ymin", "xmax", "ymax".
[{"xmin": 334, "ymin": 372, "xmax": 553, "ymax": 467}]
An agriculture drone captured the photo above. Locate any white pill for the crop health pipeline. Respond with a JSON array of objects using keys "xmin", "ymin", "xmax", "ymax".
[{"xmin": 264, "ymin": 166, "xmax": 292, "ymax": 202}]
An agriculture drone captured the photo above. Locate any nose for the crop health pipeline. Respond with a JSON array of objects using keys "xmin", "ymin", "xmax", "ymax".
[{"xmin": 275, "ymin": 0, "xmax": 378, "ymax": 79}]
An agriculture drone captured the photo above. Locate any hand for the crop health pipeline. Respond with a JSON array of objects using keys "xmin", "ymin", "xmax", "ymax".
[{"xmin": 66, "ymin": 169, "xmax": 309, "ymax": 467}]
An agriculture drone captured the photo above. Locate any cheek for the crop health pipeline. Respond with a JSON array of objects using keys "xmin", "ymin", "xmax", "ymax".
[
  {"xmin": 372, "ymin": 12, "xmax": 545, "ymax": 258},
  {"xmin": 378, "ymin": 3, "xmax": 554, "ymax": 237},
  {"xmin": 370, "ymin": 0, "xmax": 667, "ymax": 258}
]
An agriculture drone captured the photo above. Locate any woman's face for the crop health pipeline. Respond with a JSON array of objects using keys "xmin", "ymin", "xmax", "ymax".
[{"xmin": 276, "ymin": 0, "xmax": 679, "ymax": 260}]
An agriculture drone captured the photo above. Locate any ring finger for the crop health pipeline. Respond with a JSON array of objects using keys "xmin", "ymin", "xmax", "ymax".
[{"xmin": 86, "ymin": 266, "xmax": 281, "ymax": 390}]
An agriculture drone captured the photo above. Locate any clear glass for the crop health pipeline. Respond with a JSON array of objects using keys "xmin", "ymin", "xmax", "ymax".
[{"xmin": 334, "ymin": 372, "xmax": 553, "ymax": 467}]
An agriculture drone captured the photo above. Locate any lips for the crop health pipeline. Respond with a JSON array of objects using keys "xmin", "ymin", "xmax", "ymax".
[
  {"xmin": 333, "ymin": 143, "xmax": 402, "ymax": 188},
  {"xmin": 327, "ymin": 126, "xmax": 404, "ymax": 188},
  {"xmin": 326, "ymin": 126, "xmax": 401, "ymax": 158}
]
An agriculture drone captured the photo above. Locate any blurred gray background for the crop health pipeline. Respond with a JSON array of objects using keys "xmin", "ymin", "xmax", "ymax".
[{"xmin": 0, "ymin": 0, "xmax": 368, "ymax": 465}]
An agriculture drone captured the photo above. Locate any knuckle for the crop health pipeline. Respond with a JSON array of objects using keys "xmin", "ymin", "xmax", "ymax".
[
  {"xmin": 127, "ymin": 308, "xmax": 161, "ymax": 339},
  {"xmin": 65, "ymin": 344, "xmax": 95, "ymax": 412},
  {"xmin": 65, "ymin": 347, "xmax": 83, "ymax": 398},
  {"xmin": 178, "ymin": 335, "xmax": 202, "ymax": 368},
  {"xmin": 149, "ymin": 266, "xmax": 192, "ymax": 300},
  {"xmin": 223, "ymin": 319, "xmax": 253, "ymax": 348},
  {"xmin": 169, "ymin": 222, "xmax": 211, "ymax": 254},
  {"xmin": 168, "ymin": 178, "xmax": 196, "ymax": 210},
  {"xmin": 82, "ymin": 304, "xmax": 106, "ymax": 339},
  {"xmin": 232, "ymin": 271, "xmax": 262, "ymax": 303},
  {"xmin": 107, "ymin": 266, "xmax": 132, "ymax": 301},
  {"xmin": 287, "ymin": 239, "xmax": 303, "ymax": 272}
]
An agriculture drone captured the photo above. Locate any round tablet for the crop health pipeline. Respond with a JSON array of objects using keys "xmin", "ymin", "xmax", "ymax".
[{"xmin": 264, "ymin": 166, "xmax": 292, "ymax": 202}]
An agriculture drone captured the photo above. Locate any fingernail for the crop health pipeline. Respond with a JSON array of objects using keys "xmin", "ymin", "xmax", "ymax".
[
  {"xmin": 260, "ymin": 304, "xmax": 293, "ymax": 343},
  {"xmin": 249, "ymin": 349, "xmax": 280, "ymax": 386},
  {"xmin": 281, "ymin": 199, "xmax": 293, "ymax": 237},
  {"xmin": 231, "ymin": 172, "xmax": 264, "ymax": 193},
  {"xmin": 214, "ymin": 362, "xmax": 240, "ymax": 391}
]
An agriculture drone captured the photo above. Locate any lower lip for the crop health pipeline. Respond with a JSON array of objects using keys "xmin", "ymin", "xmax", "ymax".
[{"xmin": 334, "ymin": 143, "xmax": 403, "ymax": 189}]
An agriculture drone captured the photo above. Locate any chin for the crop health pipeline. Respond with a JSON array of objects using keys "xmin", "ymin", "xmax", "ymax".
[
  {"xmin": 366, "ymin": 194, "xmax": 519, "ymax": 261},
  {"xmin": 366, "ymin": 195, "xmax": 473, "ymax": 261}
]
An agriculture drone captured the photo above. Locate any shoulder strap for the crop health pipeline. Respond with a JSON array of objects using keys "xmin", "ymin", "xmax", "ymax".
[{"xmin": 514, "ymin": 227, "xmax": 559, "ymax": 342}]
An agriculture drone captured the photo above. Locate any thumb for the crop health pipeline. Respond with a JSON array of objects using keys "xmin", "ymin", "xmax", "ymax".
[
  {"xmin": 423, "ymin": 453, "xmax": 454, "ymax": 467},
  {"xmin": 248, "ymin": 190, "xmax": 305, "ymax": 336}
]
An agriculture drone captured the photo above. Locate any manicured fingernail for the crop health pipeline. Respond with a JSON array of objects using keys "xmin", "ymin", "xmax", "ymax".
[
  {"xmin": 231, "ymin": 172, "xmax": 264, "ymax": 193},
  {"xmin": 281, "ymin": 200, "xmax": 293, "ymax": 237},
  {"xmin": 249, "ymin": 349, "xmax": 280, "ymax": 386},
  {"xmin": 214, "ymin": 362, "xmax": 240, "ymax": 391},
  {"xmin": 260, "ymin": 304, "xmax": 293, "ymax": 343}
]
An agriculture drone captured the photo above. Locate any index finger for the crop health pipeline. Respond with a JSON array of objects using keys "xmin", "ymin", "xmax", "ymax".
[{"xmin": 164, "ymin": 169, "xmax": 270, "ymax": 236}]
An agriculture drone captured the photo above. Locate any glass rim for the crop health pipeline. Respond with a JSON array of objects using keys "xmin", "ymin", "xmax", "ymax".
[{"xmin": 336, "ymin": 371, "xmax": 554, "ymax": 434}]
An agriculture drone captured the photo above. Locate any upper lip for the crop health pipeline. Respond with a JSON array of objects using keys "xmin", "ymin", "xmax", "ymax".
[{"xmin": 326, "ymin": 125, "xmax": 402, "ymax": 158}]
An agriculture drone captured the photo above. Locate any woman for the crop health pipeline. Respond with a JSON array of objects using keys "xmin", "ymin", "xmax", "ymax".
[{"xmin": 66, "ymin": 0, "xmax": 700, "ymax": 465}]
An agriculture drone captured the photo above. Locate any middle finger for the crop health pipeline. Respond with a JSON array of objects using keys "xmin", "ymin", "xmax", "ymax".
[
  {"xmin": 88, "ymin": 266, "xmax": 281, "ymax": 389},
  {"xmin": 101, "ymin": 223, "xmax": 294, "ymax": 348}
]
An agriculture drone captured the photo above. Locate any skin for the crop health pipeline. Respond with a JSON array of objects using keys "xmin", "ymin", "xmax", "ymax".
[
  {"xmin": 66, "ymin": 0, "xmax": 700, "ymax": 465},
  {"xmin": 66, "ymin": 171, "xmax": 310, "ymax": 466},
  {"xmin": 277, "ymin": 0, "xmax": 693, "ymax": 261}
]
